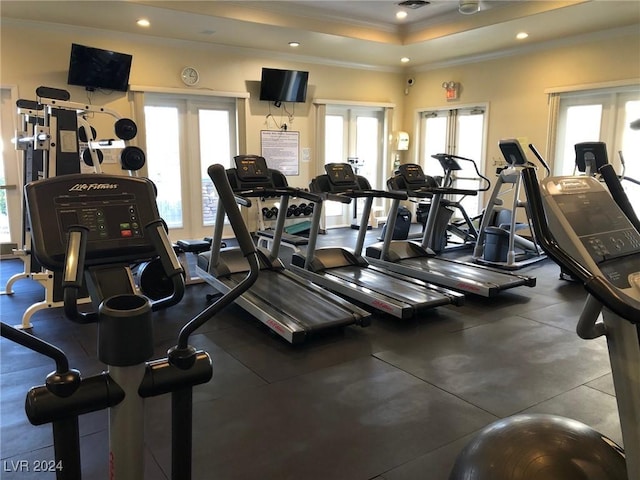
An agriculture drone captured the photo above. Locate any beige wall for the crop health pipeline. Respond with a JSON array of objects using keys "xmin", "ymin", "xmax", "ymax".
[
  {"xmin": 2, "ymin": 20, "xmax": 638, "ymax": 187},
  {"xmin": 402, "ymin": 30, "xmax": 640, "ymax": 174},
  {"xmin": 0, "ymin": 20, "xmax": 404, "ymax": 188}
]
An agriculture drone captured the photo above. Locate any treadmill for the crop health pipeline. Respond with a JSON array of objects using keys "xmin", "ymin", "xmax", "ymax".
[
  {"xmin": 290, "ymin": 163, "xmax": 464, "ymax": 319},
  {"xmin": 196, "ymin": 156, "xmax": 371, "ymax": 344},
  {"xmin": 365, "ymin": 163, "xmax": 535, "ymax": 297}
]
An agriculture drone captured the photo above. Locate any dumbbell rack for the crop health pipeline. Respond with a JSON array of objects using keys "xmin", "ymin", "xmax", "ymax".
[{"xmin": 256, "ymin": 197, "xmax": 314, "ymax": 232}]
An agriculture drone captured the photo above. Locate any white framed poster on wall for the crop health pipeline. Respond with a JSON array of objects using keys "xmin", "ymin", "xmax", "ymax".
[{"xmin": 260, "ymin": 130, "xmax": 299, "ymax": 176}]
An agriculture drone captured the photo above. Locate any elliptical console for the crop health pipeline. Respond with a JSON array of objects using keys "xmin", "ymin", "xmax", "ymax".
[{"xmin": 26, "ymin": 173, "xmax": 162, "ymax": 269}]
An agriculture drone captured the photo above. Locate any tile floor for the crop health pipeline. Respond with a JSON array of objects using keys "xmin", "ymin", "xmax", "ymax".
[{"xmin": 0, "ymin": 227, "xmax": 621, "ymax": 479}]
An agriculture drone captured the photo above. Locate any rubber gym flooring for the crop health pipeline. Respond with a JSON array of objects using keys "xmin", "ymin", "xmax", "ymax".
[{"xmin": 0, "ymin": 226, "xmax": 621, "ymax": 479}]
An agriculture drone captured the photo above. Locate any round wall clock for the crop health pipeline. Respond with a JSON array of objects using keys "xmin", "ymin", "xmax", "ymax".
[{"xmin": 181, "ymin": 67, "xmax": 200, "ymax": 86}]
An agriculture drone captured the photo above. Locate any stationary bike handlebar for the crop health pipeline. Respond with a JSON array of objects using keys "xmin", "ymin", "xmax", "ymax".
[{"xmin": 521, "ymin": 167, "xmax": 640, "ymax": 324}]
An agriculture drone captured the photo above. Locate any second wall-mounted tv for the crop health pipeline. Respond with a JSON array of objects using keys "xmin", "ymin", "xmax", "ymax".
[
  {"xmin": 259, "ymin": 68, "xmax": 309, "ymax": 103},
  {"xmin": 67, "ymin": 43, "xmax": 133, "ymax": 92}
]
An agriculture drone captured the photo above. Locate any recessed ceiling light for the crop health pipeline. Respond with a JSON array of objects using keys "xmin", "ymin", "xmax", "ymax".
[
  {"xmin": 458, "ymin": 0, "xmax": 479, "ymax": 15},
  {"xmin": 516, "ymin": 32, "xmax": 529, "ymax": 40},
  {"xmin": 401, "ymin": 57, "xmax": 411, "ymax": 63},
  {"xmin": 136, "ymin": 19, "xmax": 150, "ymax": 27},
  {"xmin": 396, "ymin": 11, "xmax": 408, "ymax": 19},
  {"xmin": 289, "ymin": 41, "xmax": 300, "ymax": 47}
]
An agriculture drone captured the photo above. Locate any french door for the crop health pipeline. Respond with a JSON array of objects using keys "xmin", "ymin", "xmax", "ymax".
[
  {"xmin": 144, "ymin": 95, "xmax": 237, "ymax": 241},
  {"xmin": 324, "ymin": 106, "xmax": 385, "ymax": 228},
  {"xmin": 419, "ymin": 106, "xmax": 487, "ymax": 217},
  {"xmin": 553, "ymin": 88, "xmax": 640, "ymax": 207},
  {"xmin": 1, "ymin": 87, "xmax": 20, "ymax": 250}
]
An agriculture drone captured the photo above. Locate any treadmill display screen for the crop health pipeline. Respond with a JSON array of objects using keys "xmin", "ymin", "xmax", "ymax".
[
  {"xmin": 398, "ymin": 164, "xmax": 426, "ymax": 184},
  {"xmin": 325, "ymin": 163, "xmax": 356, "ymax": 186}
]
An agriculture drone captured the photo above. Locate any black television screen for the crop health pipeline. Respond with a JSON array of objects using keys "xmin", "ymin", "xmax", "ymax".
[
  {"xmin": 67, "ymin": 43, "xmax": 133, "ymax": 92},
  {"xmin": 259, "ymin": 68, "xmax": 309, "ymax": 103}
]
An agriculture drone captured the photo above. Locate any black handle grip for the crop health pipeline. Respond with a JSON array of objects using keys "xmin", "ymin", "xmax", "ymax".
[
  {"xmin": 599, "ymin": 163, "xmax": 640, "ymax": 232},
  {"xmin": 62, "ymin": 226, "xmax": 88, "ymax": 289},
  {"xmin": 1, "ymin": 322, "xmax": 70, "ymax": 373},
  {"xmin": 143, "ymin": 220, "xmax": 186, "ymax": 311},
  {"xmin": 61, "ymin": 226, "xmax": 98, "ymax": 324}
]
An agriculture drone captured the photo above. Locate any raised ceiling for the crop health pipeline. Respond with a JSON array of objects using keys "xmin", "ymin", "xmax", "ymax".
[{"xmin": 1, "ymin": 1, "xmax": 638, "ymax": 70}]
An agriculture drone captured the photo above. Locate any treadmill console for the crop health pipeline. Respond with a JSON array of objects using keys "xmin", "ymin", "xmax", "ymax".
[
  {"xmin": 325, "ymin": 163, "xmax": 357, "ymax": 186},
  {"xmin": 397, "ymin": 164, "xmax": 428, "ymax": 185},
  {"xmin": 227, "ymin": 155, "xmax": 287, "ymax": 192},
  {"xmin": 574, "ymin": 142, "xmax": 608, "ymax": 174},
  {"xmin": 431, "ymin": 154, "xmax": 462, "ymax": 172},
  {"xmin": 234, "ymin": 155, "xmax": 269, "ymax": 181},
  {"xmin": 499, "ymin": 139, "xmax": 528, "ymax": 166},
  {"xmin": 542, "ymin": 176, "xmax": 640, "ymax": 289},
  {"xmin": 25, "ymin": 173, "xmax": 161, "ymax": 270}
]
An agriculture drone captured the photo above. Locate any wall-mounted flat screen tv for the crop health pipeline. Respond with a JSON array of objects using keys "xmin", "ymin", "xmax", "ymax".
[
  {"xmin": 67, "ymin": 43, "xmax": 133, "ymax": 92},
  {"xmin": 259, "ymin": 68, "xmax": 309, "ymax": 103}
]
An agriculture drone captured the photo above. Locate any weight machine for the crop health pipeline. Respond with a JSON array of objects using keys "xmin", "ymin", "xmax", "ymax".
[{"xmin": 2, "ymin": 86, "xmax": 145, "ymax": 328}]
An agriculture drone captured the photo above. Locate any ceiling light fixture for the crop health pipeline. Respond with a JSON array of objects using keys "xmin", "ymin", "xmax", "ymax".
[
  {"xmin": 401, "ymin": 57, "xmax": 411, "ymax": 63},
  {"xmin": 458, "ymin": 0, "xmax": 479, "ymax": 15},
  {"xmin": 397, "ymin": 0, "xmax": 430, "ymax": 9},
  {"xmin": 516, "ymin": 32, "xmax": 529, "ymax": 40},
  {"xmin": 396, "ymin": 11, "xmax": 408, "ymax": 20},
  {"xmin": 288, "ymin": 41, "xmax": 300, "ymax": 47},
  {"xmin": 136, "ymin": 18, "xmax": 150, "ymax": 27}
]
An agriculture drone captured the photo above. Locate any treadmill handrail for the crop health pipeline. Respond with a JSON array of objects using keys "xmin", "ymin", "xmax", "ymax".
[
  {"xmin": 233, "ymin": 194, "xmax": 252, "ymax": 208},
  {"xmin": 521, "ymin": 167, "xmax": 640, "ymax": 324},
  {"xmin": 339, "ymin": 189, "xmax": 408, "ymax": 201},
  {"xmin": 234, "ymin": 186, "xmax": 323, "ymax": 204},
  {"xmin": 400, "ymin": 186, "xmax": 478, "ymax": 198}
]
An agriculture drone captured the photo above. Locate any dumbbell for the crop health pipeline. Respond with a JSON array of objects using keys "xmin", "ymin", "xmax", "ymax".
[
  {"xmin": 287, "ymin": 204, "xmax": 296, "ymax": 217},
  {"xmin": 270, "ymin": 207, "xmax": 279, "ymax": 218},
  {"xmin": 304, "ymin": 203, "xmax": 314, "ymax": 215}
]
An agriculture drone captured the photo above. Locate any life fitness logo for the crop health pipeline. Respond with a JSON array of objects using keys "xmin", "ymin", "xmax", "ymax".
[{"xmin": 69, "ymin": 183, "xmax": 119, "ymax": 192}]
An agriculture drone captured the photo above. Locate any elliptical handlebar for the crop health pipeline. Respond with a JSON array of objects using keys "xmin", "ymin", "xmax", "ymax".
[
  {"xmin": 527, "ymin": 144, "xmax": 552, "ymax": 178},
  {"xmin": 431, "ymin": 153, "xmax": 492, "ymax": 191},
  {"xmin": 173, "ymin": 165, "xmax": 260, "ymax": 350},
  {"xmin": 209, "ymin": 164, "xmax": 258, "ymax": 259},
  {"xmin": 599, "ymin": 164, "xmax": 640, "ymax": 232},
  {"xmin": 521, "ymin": 167, "xmax": 640, "ymax": 324}
]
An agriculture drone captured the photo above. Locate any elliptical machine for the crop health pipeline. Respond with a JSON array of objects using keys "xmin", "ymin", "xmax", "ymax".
[
  {"xmin": 450, "ymin": 140, "xmax": 639, "ymax": 480},
  {"xmin": 1, "ymin": 168, "xmax": 259, "ymax": 479},
  {"xmin": 422, "ymin": 153, "xmax": 491, "ymax": 252},
  {"xmin": 472, "ymin": 140, "xmax": 548, "ymax": 270}
]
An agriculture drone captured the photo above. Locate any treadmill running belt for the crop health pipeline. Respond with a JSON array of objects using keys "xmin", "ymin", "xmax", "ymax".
[
  {"xmin": 401, "ymin": 257, "xmax": 530, "ymax": 289},
  {"xmin": 225, "ymin": 270, "xmax": 359, "ymax": 330},
  {"xmin": 328, "ymin": 266, "xmax": 452, "ymax": 306}
]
